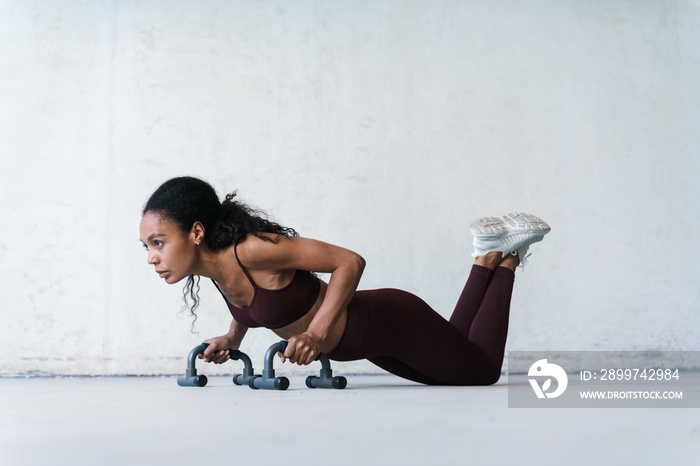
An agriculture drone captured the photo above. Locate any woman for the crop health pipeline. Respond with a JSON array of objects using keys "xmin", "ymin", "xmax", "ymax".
[{"xmin": 139, "ymin": 176, "xmax": 550, "ymax": 385}]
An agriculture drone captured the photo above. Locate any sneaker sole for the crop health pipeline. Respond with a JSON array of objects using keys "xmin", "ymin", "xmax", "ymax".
[
  {"xmin": 469, "ymin": 216, "xmax": 506, "ymax": 236},
  {"xmin": 471, "ymin": 212, "xmax": 550, "ymax": 238}
]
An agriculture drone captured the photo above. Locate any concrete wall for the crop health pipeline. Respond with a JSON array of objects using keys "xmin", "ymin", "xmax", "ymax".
[{"xmin": 1, "ymin": 0, "xmax": 699, "ymax": 376}]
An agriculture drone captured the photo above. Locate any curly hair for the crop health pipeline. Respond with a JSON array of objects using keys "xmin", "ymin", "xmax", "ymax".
[{"xmin": 142, "ymin": 176, "xmax": 298, "ymax": 330}]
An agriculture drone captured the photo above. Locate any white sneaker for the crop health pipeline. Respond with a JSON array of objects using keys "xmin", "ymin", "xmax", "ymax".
[{"xmin": 470, "ymin": 212, "xmax": 551, "ymax": 259}]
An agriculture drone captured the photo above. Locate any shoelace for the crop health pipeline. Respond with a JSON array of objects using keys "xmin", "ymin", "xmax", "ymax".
[{"xmin": 512, "ymin": 249, "xmax": 532, "ymax": 270}]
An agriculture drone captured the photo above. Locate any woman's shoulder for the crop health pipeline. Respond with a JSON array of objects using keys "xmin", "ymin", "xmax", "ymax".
[
  {"xmin": 235, "ymin": 233, "xmax": 294, "ymax": 269},
  {"xmin": 235, "ymin": 234, "xmax": 362, "ymax": 276}
]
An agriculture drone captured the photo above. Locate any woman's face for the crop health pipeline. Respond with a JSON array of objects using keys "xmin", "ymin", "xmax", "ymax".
[{"xmin": 139, "ymin": 211, "xmax": 196, "ymax": 284}]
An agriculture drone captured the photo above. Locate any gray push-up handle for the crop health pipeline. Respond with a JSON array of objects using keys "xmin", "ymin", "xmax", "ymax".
[
  {"xmin": 177, "ymin": 343, "xmax": 256, "ymax": 387},
  {"xmin": 248, "ymin": 341, "xmax": 290, "ymax": 390},
  {"xmin": 305, "ymin": 353, "xmax": 347, "ymax": 389},
  {"xmin": 229, "ymin": 349, "xmax": 256, "ymax": 386},
  {"xmin": 177, "ymin": 344, "xmax": 209, "ymax": 387}
]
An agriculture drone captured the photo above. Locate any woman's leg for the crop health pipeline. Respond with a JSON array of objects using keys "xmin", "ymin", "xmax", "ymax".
[
  {"xmin": 341, "ymin": 253, "xmax": 516, "ymax": 385},
  {"xmin": 355, "ymin": 288, "xmax": 503, "ymax": 385},
  {"xmin": 450, "ymin": 252, "xmax": 518, "ymax": 367},
  {"xmin": 330, "ymin": 213, "xmax": 548, "ymax": 384}
]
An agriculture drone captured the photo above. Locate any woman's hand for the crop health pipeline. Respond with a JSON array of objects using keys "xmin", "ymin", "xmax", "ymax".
[
  {"xmin": 200, "ymin": 335, "xmax": 237, "ymax": 364},
  {"xmin": 199, "ymin": 318, "xmax": 248, "ymax": 364},
  {"xmin": 281, "ymin": 331, "xmax": 322, "ymax": 365}
]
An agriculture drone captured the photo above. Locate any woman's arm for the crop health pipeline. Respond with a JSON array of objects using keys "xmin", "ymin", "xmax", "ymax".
[
  {"xmin": 285, "ymin": 248, "xmax": 365, "ymax": 365},
  {"xmin": 237, "ymin": 235, "xmax": 366, "ymax": 365},
  {"xmin": 201, "ymin": 317, "xmax": 249, "ymax": 364}
]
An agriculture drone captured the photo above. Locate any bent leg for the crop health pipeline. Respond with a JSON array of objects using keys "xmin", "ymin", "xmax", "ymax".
[
  {"xmin": 328, "ymin": 259, "xmax": 516, "ymax": 386},
  {"xmin": 357, "ymin": 289, "xmax": 503, "ymax": 385}
]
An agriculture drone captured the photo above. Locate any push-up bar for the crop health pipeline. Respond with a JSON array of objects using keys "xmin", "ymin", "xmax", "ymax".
[{"xmin": 177, "ymin": 340, "xmax": 347, "ymax": 390}]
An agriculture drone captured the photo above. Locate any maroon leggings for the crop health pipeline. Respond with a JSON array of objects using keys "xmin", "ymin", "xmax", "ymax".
[{"xmin": 326, "ymin": 265, "xmax": 515, "ymax": 385}]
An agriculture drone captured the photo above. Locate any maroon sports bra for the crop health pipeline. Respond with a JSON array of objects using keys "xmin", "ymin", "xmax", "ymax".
[{"xmin": 212, "ymin": 243, "xmax": 321, "ymax": 329}]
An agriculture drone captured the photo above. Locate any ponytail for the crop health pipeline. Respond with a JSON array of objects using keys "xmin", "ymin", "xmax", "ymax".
[{"xmin": 206, "ymin": 191, "xmax": 299, "ymax": 250}]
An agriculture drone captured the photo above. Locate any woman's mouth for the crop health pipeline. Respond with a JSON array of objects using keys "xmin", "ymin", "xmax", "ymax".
[{"xmin": 157, "ymin": 270, "xmax": 168, "ymax": 278}]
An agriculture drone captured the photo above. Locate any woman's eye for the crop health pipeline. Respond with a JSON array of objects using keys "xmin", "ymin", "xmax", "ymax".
[{"xmin": 154, "ymin": 241, "xmax": 163, "ymax": 248}]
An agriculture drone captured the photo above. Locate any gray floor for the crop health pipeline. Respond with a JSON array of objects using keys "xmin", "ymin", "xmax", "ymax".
[{"xmin": 2, "ymin": 374, "xmax": 699, "ymax": 466}]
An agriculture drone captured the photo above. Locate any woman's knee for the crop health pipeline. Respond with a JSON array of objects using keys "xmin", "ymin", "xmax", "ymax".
[
  {"xmin": 464, "ymin": 366, "xmax": 502, "ymax": 386},
  {"xmin": 481, "ymin": 370, "xmax": 502, "ymax": 385}
]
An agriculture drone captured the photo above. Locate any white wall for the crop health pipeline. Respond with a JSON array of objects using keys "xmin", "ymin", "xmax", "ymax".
[{"xmin": 1, "ymin": 0, "xmax": 699, "ymax": 376}]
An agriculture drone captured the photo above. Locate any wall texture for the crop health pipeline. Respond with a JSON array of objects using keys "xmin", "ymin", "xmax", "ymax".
[{"xmin": 1, "ymin": 0, "xmax": 699, "ymax": 376}]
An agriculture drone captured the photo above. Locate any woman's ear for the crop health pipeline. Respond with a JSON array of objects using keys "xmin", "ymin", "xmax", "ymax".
[{"xmin": 191, "ymin": 221, "xmax": 206, "ymax": 245}]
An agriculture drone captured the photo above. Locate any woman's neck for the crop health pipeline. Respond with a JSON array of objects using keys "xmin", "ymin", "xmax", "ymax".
[{"xmin": 190, "ymin": 244, "xmax": 236, "ymax": 285}]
